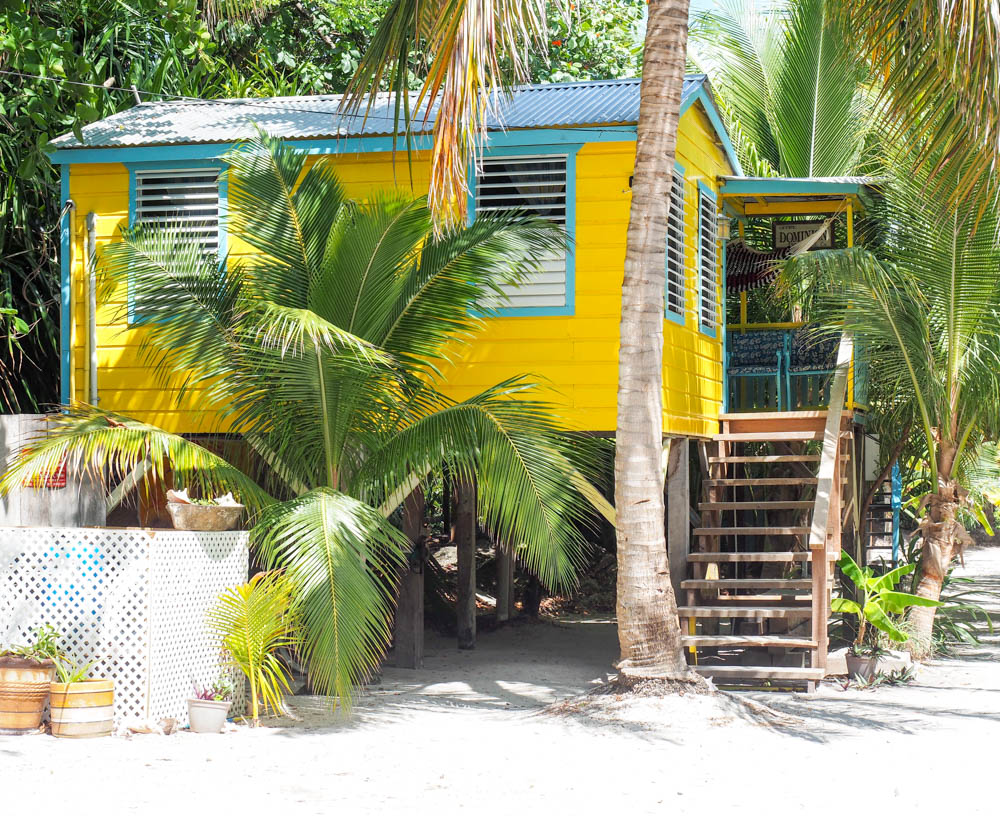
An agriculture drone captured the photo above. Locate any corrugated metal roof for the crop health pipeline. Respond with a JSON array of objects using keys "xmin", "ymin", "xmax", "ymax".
[{"xmin": 51, "ymin": 75, "xmax": 710, "ymax": 150}]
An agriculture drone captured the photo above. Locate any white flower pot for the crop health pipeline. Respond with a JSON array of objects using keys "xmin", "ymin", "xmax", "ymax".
[{"xmin": 187, "ymin": 698, "xmax": 232, "ymax": 733}]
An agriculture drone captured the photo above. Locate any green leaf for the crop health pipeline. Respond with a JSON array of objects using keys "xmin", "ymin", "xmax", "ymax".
[
  {"xmin": 880, "ymin": 590, "xmax": 944, "ymax": 615},
  {"xmin": 831, "ymin": 597, "xmax": 862, "ymax": 616}
]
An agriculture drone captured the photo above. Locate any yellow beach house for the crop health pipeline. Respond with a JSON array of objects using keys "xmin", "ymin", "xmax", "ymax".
[{"xmin": 49, "ymin": 74, "xmax": 741, "ymax": 440}]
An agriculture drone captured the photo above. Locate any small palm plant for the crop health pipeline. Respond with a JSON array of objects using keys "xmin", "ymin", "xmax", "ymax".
[
  {"xmin": 832, "ymin": 551, "xmax": 941, "ymax": 654},
  {"xmin": 0, "ymin": 134, "xmax": 605, "ymax": 705},
  {"xmin": 207, "ymin": 571, "xmax": 299, "ymax": 725}
]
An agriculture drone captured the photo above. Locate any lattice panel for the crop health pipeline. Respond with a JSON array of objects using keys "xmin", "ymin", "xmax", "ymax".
[
  {"xmin": 148, "ymin": 530, "xmax": 247, "ymax": 721},
  {"xmin": 0, "ymin": 527, "xmax": 247, "ymax": 726}
]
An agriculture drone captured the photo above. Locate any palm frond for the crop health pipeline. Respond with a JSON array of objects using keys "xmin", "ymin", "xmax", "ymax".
[
  {"xmin": 344, "ymin": 0, "xmax": 563, "ymax": 228},
  {"xmin": 840, "ymin": 0, "xmax": 1000, "ymax": 207},
  {"xmin": 252, "ymin": 488, "xmax": 409, "ymax": 707},
  {"xmin": 0, "ymin": 408, "xmax": 273, "ymax": 511},
  {"xmin": 352, "ymin": 377, "xmax": 603, "ymax": 592}
]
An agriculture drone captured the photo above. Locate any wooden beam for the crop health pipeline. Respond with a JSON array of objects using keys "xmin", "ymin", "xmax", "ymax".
[
  {"xmin": 454, "ymin": 477, "xmax": 477, "ymax": 650},
  {"xmin": 665, "ymin": 437, "xmax": 690, "ymax": 604},
  {"xmin": 496, "ymin": 544, "xmax": 514, "ymax": 624},
  {"xmin": 394, "ymin": 487, "xmax": 426, "ymax": 669}
]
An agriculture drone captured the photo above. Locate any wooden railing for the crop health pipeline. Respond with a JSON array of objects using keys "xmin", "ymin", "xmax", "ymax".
[{"xmin": 808, "ymin": 333, "xmax": 853, "ymax": 673}]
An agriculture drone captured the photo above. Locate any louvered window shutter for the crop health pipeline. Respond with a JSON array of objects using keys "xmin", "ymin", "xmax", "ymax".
[
  {"xmin": 665, "ymin": 170, "xmax": 687, "ymax": 318},
  {"xmin": 698, "ymin": 188, "xmax": 719, "ymax": 331},
  {"xmin": 134, "ymin": 168, "xmax": 220, "ymax": 255},
  {"xmin": 475, "ymin": 155, "xmax": 568, "ymax": 310}
]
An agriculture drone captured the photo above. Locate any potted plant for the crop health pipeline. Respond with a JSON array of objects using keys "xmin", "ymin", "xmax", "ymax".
[
  {"xmin": 832, "ymin": 551, "xmax": 942, "ymax": 680},
  {"xmin": 50, "ymin": 660, "xmax": 114, "ymax": 739},
  {"xmin": 166, "ymin": 488, "xmax": 245, "ymax": 531},
  {"xmin": 187, "ymin": 676, "xmax": 235, "ymax": 733},
  {"xmin": 0, "ymin": 625, "xmax": 61, "ymax": 735}
]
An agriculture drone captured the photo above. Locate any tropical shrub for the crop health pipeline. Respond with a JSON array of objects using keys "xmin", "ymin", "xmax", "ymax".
[
  {"xmin": 1, "ymin": 134, "xmax": 604, "ymax": 706},
  {"xmin": 832, "ymin": 551, "xmax": 941, "ymax": 654},
  {"xmin": 207, "ymin": 572, "xmax": 299, "ymax": 724}
]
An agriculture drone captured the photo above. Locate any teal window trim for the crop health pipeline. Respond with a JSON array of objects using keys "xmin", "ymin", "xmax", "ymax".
[
  {"xmin": 125, "ymin": 160, "xmax": 226, "ymax": 325},
  {"xmin": 469, "ymin": 142, "xmax": 581, "ymax": 317},
  {"xmin": 697, "ymin": 181, "xmax": 719, "ymax": 338},
  {"xmin": 59, "ymin": 166, "xmax": 71, "ymax": 403},
  {"xmin": 664, "ymin": 160, "xmax": 687, "ymax": 326}
]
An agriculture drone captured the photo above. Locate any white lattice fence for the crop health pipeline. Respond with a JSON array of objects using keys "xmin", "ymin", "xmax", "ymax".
[{"xmin": 0, "ymin": 527, "xmax": 248, "ymax": 726}]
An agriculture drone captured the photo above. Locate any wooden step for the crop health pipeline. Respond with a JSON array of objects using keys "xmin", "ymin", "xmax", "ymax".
[
  {"xmin": 719, "ymin": 411, "xmax": 833, "ymax": 421},
  {"xmin": 690, "ymin": 666, "xmax": 826, "ymax": 681},
  {"xmin": 677, "ymin": 606, "xmax": 812, "ymax": 618},
  {"xmin": 694, "ymin": 527, "xmax": 811, "ymax": 536},
  {"xmin": 699, "ymin": 500, "xmax": 814, "ymax": 510},
  {"xmin": 714, "ymin": 431, "xmax": 825, "ymax": 442},
  {"xmin": 704, "ymin": 477, "xmax": 845, "ymax": 487},
  {"xmin": 681, "ymin": 635, "xmax": 817, "ymax": 649},
  {"xmin": 709, "ymin": 455, "xmax": 821, "ymax": 464},
  {"xmin": 681, "ymin": 579, "xmax": 814, "ymax": 590},
  {"xmin": 688, "ymin": 552, "xmax": 813, "ymax": 563}
]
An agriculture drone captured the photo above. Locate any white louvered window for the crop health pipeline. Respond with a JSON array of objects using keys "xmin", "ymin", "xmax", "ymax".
[
  {"xmin": 698, "ymin": 187, "xmax": 719, "ymax": 332},
  {"xmin": 475, "ymin": 155, "xmax": 569, "ymax": 310},
  {"xmin": 134, "ymin": 168, "xmax": 220, "ymax": 255},
  {"xmin": 665, "ymin": 170, "xmax": 686, "ymax": 318}
]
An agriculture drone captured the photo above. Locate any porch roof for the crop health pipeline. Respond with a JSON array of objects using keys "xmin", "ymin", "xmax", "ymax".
[{"xmin": 718, "ymin": 176, "xmax": 879, "ymax": 217}]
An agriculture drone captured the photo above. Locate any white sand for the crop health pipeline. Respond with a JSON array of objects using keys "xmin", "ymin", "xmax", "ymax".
[{"xmin": 3, "ymin": 548, "xmax": 998, "ymax": 815}]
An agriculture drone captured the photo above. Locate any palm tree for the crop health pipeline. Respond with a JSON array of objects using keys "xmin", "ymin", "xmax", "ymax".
[
  {"xmin": 688, "ymin": 0, "xmax": 873, "ymax": 178},
  {"xmin": 0, "ymin": 134, "xmax": 605, "ymax": 703},
  {"xmin": 613, "ymin": 0, "xmax": 694, "ymax": 682},
  {"xmin": 783, "ymin": 162, "xmax": 1000, "ymax": 655}
]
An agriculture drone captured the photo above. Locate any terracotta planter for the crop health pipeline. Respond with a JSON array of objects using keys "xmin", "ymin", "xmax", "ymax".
[
  {"xmin": 846, "ymin": 653, "xmax": 878, "ymax": 682},
  {"xmin": 0, "ymin": 656, "xmax": 56, "ymax": 735},
  {"xmin": 187, "ymin": 698, "xmax": 232, "ymax": 733},
  {"xmin": 50, "ymin": 679, "xmax": 114, "ymax": 738},
  {"xmin": 167, "ymin": 502, "xmax": 244, "ymax": 531}
]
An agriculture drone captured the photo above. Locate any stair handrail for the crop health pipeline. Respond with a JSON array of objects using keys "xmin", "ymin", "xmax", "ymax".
[
  {"xmin": 807, "ymin": 332, "xmax": 852, "ymax": 674},
  {"xmin": 808, "ymin": 333, "xmax": 853, "ymax": 553}
]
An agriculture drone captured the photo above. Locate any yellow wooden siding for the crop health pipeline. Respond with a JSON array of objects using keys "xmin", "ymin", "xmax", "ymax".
[{"xmin": 66, "ymin": 103, "xmax": 730, "ymax": 437}]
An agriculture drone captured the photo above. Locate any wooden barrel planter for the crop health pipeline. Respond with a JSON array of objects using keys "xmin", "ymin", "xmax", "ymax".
[
  {"xmin": 49, "ymin": 679, "xmax": 114, "ymax": 738},
  {"xmin": 0, "ymin": 657, "xmax": 56, "ymax": 735}
]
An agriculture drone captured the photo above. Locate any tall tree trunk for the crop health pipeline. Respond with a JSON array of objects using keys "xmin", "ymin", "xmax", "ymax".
[
  {"xmin": 908, "ymin": 481, "xmax": 968, "ymax": 655},
  {"xmin": 614, "ymin": 0, "xmax": 693, "ymax": 680}
]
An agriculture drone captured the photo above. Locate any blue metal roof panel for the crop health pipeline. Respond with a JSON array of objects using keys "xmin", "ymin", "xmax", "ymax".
[{"xmin": 50, "ymin": 75, "xmax": 710, "ymax": 150}]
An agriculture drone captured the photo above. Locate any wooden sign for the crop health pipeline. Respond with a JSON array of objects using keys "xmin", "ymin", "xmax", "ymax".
[
  {"xmin": 23, "ymin": 460, "xmax": 67, "ymax": 489},
  {"xmin": 773, "ymin": 220, "xmax": 833, "ymax": 250}
]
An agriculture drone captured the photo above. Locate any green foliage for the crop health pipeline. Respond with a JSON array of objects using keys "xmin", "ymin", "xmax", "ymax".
[
  {"xmin": 689, "ymin": 0, "xmax": 875, "ymax": 178},
  {"xmin": 530, "ymin": 1, "xmax": 644, "ymax": 83},
  {"xmin": 5, "ymin": 135, "xmax": 606, "ymax": 706},
  {"xmin": 206, "ymin": 571, "xmax": 300, "ymax": 724},
  {"xmin": 832, "ymin": 551, "xmax": 941, "ymax": 650},
  {"xmin": 193, "ymin": 676, "xmax": 236, "ymax": 702},
  {"xmin": 54, "ymin": 659, "xmax": 95, "ymax": 684},
  {"xmin": 1, "ymin": 624, "xmax": 63, "ymax": 662}
]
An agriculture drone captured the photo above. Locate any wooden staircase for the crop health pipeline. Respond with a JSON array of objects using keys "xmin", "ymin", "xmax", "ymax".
[{"xmin": 679, "ymin": 405, "xmax": 853, "ymax": 691}]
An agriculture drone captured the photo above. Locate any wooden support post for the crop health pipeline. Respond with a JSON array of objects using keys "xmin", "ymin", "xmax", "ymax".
[
  {"xmin": 394, "ymin": 487, "xmax": 426, "ymax": 669},
  {"xmin": 454, "ymin": 478, "xmax": 477, "ymax": 649},
  {"xmin": 496, "ymin": 544, "xmax": 514, "ymax": 624},
  {"xmin": 666, "ymin": 437, "xmax": 690, "ymax": 604}
]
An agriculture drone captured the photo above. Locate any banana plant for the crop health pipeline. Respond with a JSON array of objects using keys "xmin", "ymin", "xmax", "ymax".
[{"xmin": 832, "ymin": 551, "xmax": 942, "ymax": 652}]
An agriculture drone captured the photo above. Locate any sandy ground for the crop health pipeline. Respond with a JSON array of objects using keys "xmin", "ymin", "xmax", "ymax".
[{"xmin": 3, "ymin": 548, "xmax": 999, "ymax": 815}]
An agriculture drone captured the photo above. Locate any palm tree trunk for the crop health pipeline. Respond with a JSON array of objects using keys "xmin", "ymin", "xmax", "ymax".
[
  {"xmin": 908, "ymin": 483, "xmax": 962, "ymax": 655},
  {"xmin": 614, "ymin": 0, "xmax": 693, "ymax": 680}
]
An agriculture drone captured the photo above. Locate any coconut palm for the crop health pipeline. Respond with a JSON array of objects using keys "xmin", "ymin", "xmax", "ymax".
[
  {"xmin": 783, "ymin": 162, "xmax": 1000, "ymax": 655},
  {"xmin": 612, "ymin": 0, "xmax": 695, "ymax": 682},
  {"xmin": 0, "ymin": 134, "xmax": 605, "ymax": 703},
  {"xmin": 688, "ymin": 0, "xmax": 873, "ymax": 178}
]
